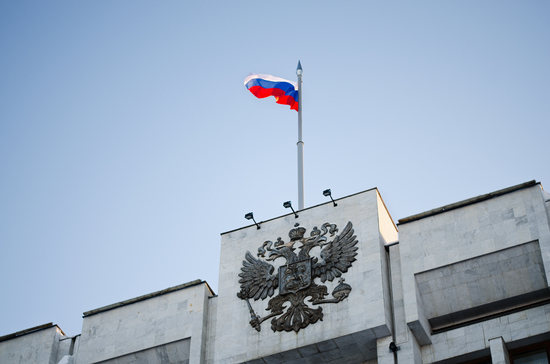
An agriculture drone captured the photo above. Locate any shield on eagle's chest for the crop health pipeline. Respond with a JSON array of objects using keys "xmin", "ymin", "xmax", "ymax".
[{"xmin": 278, "ymin": 258, "xmax": 312, "ymax": 295}]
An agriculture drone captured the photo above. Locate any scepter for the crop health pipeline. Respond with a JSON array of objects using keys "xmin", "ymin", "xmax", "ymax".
[{"xmin": 245, "ymin": 298, "xmax": 261, "ymax": 332}]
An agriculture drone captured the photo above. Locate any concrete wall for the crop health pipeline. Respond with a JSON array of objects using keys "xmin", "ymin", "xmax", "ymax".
[
  {"xmin": 416, "ymin": 240, "xmax": 548, "ymax": 331},
  {"xmin": 399, "ymin": 184, "xmax": 550, "ymax": 343},
  {"xmin": 377, "ymin": 192, "xmax": 399, "ymax": 339},
  {"xmin": 77, "ymin": 282, "xmax": 212, "ymax": 364},
  {"xmin": 93, "ymin": 338, "xmax": 190, "ymax": 364},
  {"xmin": 0, "ymin": 325, "xmax": 69, "ymax": 364},
  {"xmin": 421, "ymin": 303, "xmax": 550, "ymax": 363},
  {"xmin": 210, "ymin": 188, "xmax": 396, "ymax": 363},
  {"xmin": 396, "ymin": 183, "xmax": 550, "ymax": 363},
  {"xmin": 203, "ymin": 296, "xmax": 218, "ymax": 364},
  {"xmin": 5, "ymin": 182, "xmax": 550, "ymax": 364}
]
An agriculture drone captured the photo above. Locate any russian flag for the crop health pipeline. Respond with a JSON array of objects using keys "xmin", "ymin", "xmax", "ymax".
[{"xmin": 244, "ymin": 73, "xmax": 299, "ymax": 111}]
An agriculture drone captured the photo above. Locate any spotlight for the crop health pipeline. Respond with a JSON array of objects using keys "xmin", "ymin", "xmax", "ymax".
[
  {"xmin": 323, "ymin": 189, "xmax": 337, "ymax": 207},
  {"xmin": 283, "ymin": 201, "xmax": 298, "ymax": 218},
  {"xmin": 389, "ymin": 342, "xmax": 400, "ymax": 353},
  {"xmin": 244, "ymin": 212, "xmax": 260, "ymax": 229}
]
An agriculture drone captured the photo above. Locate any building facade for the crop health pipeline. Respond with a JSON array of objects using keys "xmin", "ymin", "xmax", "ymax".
[{"xmin": 2, "ymin": 180, "xmax": 550, "ymax": 364}]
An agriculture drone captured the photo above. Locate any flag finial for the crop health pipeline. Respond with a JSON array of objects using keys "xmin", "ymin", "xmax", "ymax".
[{"xmin": 296, "ymin": 60, "xmax": 303, "ymax": 75}]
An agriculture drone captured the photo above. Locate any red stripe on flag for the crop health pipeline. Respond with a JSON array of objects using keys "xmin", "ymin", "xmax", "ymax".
[{"xmin": 248, "ymin": 86, "xmax": 298, "ymax": 111}]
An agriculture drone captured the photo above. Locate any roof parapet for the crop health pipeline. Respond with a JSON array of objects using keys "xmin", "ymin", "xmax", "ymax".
[
  {"xmin": 82, "ymin": 279, "xmax": 214, "ymax": 317},
  {"xmin": 398, "ymin": 180, "xmax": 539, "ymax": 225},
  {"xmin": 0, "ymin": 323, "xmax": 63, "ymax": 343}
]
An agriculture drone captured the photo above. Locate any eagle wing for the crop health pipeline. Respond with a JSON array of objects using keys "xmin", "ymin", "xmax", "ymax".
[
  {"xmin": 313, "ymin": 221, "xmax": 358, "ymax": 283},
  {"xmin": 237, "ymin": 251, "xmax": 279, "ymax": 301}
]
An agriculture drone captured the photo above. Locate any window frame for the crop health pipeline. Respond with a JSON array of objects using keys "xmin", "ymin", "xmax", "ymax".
[
  {"xmin": 508, "ymin": 341, "xmax": 550, "ymax": 363},
  {"xmin": 459, "ymin": 356, "xmax": 492, "ymax": 364}
]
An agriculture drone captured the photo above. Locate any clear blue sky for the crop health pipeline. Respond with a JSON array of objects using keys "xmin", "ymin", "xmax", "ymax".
[{"xmin": 1, "ymin": 1, "xmax": 549, "ymax": 337}]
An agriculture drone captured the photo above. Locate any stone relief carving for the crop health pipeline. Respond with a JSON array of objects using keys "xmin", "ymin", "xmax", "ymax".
[{"xmin": 236, "ymin": 221, "xmax": 358, "ymax": 333}]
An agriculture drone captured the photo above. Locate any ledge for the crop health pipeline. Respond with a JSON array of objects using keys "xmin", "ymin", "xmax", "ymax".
[
  {"xmin": 431, "ymin": 291, "xmax": 550, "ymax": 335},
  {"xmin": 83, "ymin": 279, "xmax": 214, "ymax": 317},
  {"xmin": 0, "ymin": 323, "xmax": 62, "ymax": 343},
  {"xmin": 398, "ymin": 180, "xmax": 539, "ymax": 225}
]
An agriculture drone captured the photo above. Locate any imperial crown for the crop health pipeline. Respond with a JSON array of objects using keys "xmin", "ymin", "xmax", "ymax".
[{"xmin": 289, "ymin": 226, "xmax": 306, "ymax": 241}]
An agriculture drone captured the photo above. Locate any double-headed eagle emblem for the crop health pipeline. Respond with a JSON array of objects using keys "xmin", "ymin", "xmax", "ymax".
[{"xmin": 237, "ymin": 221, "xmax": 359, "ymax": 333}]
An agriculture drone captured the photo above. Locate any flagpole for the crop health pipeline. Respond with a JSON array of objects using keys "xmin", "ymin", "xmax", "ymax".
[{"xmin": 296, "ymin": 61, "xmax": 304, "ymax": 210}]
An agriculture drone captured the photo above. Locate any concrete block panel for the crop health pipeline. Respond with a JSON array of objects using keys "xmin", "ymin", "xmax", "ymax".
[
  {"xmin": 212, "ymin": 189, "xmax": 396, "ymax": 363},
  {"xmin": 78, "ymin": 281, "xmax": 212, "ymax": 364},
  {"xmin": 93, "ymin": 338, "xmax": 190, "ymax": 364},
  {"xmin": 415, "ymin": 240, "xmax": 548, "ymax": 331},
  {"xmin": 398, "ymin": 183, "xmax": 550, "ymax": 346},
  {"xmin": 0, "ymin": 325, "xmax": 64, "ymax": 364}
]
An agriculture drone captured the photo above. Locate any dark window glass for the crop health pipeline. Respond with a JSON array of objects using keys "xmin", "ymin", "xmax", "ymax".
[
  {"xmin": 460, "ymin": 358, "xmax": 491, "ymax": 364},
  {"xmin": 513, "ymin": 348, "xmax": 549, "ymax": 364}
]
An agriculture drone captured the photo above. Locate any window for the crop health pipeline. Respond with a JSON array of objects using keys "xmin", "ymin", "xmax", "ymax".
[
  {"xmin": 513, "ymin": 348, "xmax": 549, "ymax": 364},
  {"xmin": 509, "ymin": 342, "xmax": 550, "ymax": 364},
  {"xmin": 460, "ymin": 357, "xmax": 491, "ymax": 364}
]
